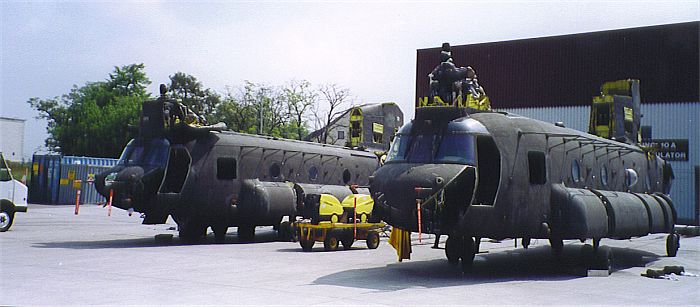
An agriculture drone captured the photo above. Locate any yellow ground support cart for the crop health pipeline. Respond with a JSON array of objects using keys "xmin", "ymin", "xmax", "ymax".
[{"xmin": 294, "ymin": 220, "xmax": 386, "ymax": 252}]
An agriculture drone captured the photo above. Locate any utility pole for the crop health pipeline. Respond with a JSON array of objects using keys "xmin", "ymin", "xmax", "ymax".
[{"xmin": 258, "ymin": 88, "xmax": 264, "ymax": 135}]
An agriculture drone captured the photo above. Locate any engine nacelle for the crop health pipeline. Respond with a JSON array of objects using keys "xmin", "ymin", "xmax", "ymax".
[
  {"xmin": 552, "ymin": 184, "xmax": 675, "ymax": 240},
  {"xmin": 237, "ymin": 179, "xmax": 296, "ymax": 225}
]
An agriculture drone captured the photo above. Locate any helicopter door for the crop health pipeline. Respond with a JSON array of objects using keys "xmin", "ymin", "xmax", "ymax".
[
  {"xmin": 159, "ymin": 146, "xmax": 191, "ymax": 194},
  {"xmin": 473, "ymin": 135, "xmax": 500, "ymax": 205}
]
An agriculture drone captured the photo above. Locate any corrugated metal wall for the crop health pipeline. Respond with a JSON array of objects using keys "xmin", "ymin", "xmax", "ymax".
[
  {"xmin": 29, "ymin": 155, "xmax": 62, "ymax": 204},
  {"xmin": 416, "ymin": 22, "xmax": 699, "ymax": 108},
  {"xmin": 499, "ymin": 103, "xmax": 700, "ymax": 225},
  {"xmin": 30, "ymin": 155, "xmax": 117, "ymax": 205},
  {"xmin": 57, "ymin": 156, "xmax": 117, "ymax": 205},
  {"xmin": 640, "ymin": 103, "xmax": 700, "ymax": 225}
]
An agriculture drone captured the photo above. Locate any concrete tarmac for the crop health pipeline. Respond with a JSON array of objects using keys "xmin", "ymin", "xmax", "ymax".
[{"xmin": 1, "ymin": 204, "xmax": 699, "ymax": 305}]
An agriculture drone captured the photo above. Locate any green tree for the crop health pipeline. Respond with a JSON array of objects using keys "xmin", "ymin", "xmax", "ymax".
[
  {"xmin": 283, "ymin": 80, "xmax": 316, "ymax": 140},
  {"xmin": 28, "ymin": 64, "xmax": 151, "ymax": 157},
  {"xmin": 315, "ymin": 83, "xmax": 352, "ymax": 144},
  {"xmin": 211, "ymin": 81, "xmax": 308, "ymax": 140},
  {"xmin": 168, "ymin": 72, "xmax": 221, "ymax": 120},
  {"xmin": 211, "ymin": 83, "xmax": 259, "ymax": 134}
]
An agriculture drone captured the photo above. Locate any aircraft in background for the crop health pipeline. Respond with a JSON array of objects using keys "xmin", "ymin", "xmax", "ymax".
[{"xmin": 96, "ymin": 85, "xmax": 390, "ymax": 242}]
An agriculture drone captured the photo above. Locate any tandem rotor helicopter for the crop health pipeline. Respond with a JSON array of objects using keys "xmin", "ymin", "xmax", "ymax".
[
  {"xmin": 95, "ymin": 84, "xmax": 398, "ymax": 242},
  {"xmin": 369, "ymin": 43, "xmax": 679, "ymax": 272}
]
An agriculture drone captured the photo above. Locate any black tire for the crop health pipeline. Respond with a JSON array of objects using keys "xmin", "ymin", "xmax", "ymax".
[
  {"xmin": 589, "ymin": 246, "xmax": 613, "ymax": 274},
  {"xmin": 178, "ymin": 219, "xmax": 207, "ymax": 243},
  {"xmin": 460, "ymin": 236, "xmax": 475, "ymax": 272},
  {"xmin": 238, "ymin": 225, "xmax": 256, "ymax": 243},
  {"xmin": 300, "ymin": 237, "xmax": 315, "ymax": 252},
  {"xmin": 277, "ymin": 221, "xmax": 292, "ymax": 242},
  {"xmin": 212, "ymin": 225, "xmax": 228, "ymax": 243},
  {"xmin": 366, "ymin": 231, "xmax": 380, "ymax": 249},
  {"xmin": 550, "ymin": 237, "xmax": 564, "ymax": 256},
  {"xmin": 445, "ymin": 236, "xmax": 461, "ymax": 264},
  {"xmin": 324, "ymin": 233, "xmax": 340, "ymax": 251},
  {"xmin": 666, "ymin": 233, "xmax": 680, "ymax": 257},
  {"xmin": 0, "ymin": 209, "xmax": 14, "ymax": 232}
]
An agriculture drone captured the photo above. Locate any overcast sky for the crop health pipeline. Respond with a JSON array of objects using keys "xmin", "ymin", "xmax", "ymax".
[{"xmin": 1, "ymin": 1, "xmax": 698, "ymax": 159}]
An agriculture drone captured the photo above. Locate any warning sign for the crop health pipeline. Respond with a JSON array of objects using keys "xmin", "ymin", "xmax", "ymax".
[
  {"xmin": 641, "ymin": 139, "xmax": 689, "ymax": 161},
  {"xmin": 67, "ymin": 170, "xmax": 76, "ymax": 180}
]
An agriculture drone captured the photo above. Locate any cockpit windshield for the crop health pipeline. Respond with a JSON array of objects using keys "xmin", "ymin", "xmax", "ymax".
[
  {"xmin": 386, "ymin": 119, "xmax": 484, "ymax": 165},
  {"xmin": 118, "ymin": 138, "xmax": 170, "ymax": 168}
]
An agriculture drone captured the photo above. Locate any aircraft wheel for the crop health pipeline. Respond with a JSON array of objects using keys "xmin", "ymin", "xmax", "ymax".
[
  {"xmin": 212, "ymin": 225, "xmax": 228, "ymax": 243},
  {"xmin": 460, "ymin": 236, "xmax": 475, "ymax": 272},
  {"xmin": 445, "ymin": 236, "xmax": 461, "ymax": 264},
  {"xmin": 300, "ymin": 237, "xmax": 314, "ymax": 252},
  {"xmin": 0, "ymin": 209, "xmax": 15, "ymax": 232},
  {"xmin": 238, "ymin": 225, "xmax": 255, "ymax": 243},
  {"xmin": 587, "ymin": 246, "xmax": 613, "ymax": 274},
  {"xmin": 179, "ymin": 221, "xmax": 206, "ymax": 243},
  {"xmin": 549, "ymin": 237, "xmax": 564, "ymax": 256},
  {"xmin": 599, "ymin": 246, "xmax": 614, "ymax": 274},
  {"xmin": 366, "ymin": 231, "xmax": 380, "ymax": 249},
  {"xmin": 522, "ymin": 237, "xmax": 531, "ymax": 249},
  {"xmin": 666, "ymin": 233, "xmax": 680, "ymax": 257},
  {"xmin": 324, "ymin": 232, "xmax": 340, "ymax": 251},
  {"xmin": 278, "ymin": 221, "xmax": 293, "ymax": 242}
]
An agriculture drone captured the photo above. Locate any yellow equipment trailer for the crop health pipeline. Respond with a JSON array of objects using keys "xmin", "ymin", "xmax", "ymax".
[{"xmin": 294, "ymin": 220, "xmax": 386, "ymax": 252}]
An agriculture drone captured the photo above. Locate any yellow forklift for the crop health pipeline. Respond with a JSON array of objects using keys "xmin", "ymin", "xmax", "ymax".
[{"xmin": 588, "ymin": 79, "xmax": 642, "ymax": 144}]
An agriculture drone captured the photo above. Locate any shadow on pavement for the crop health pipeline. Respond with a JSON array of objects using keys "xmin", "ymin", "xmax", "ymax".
[
  {"xmin": 313, "ymin": 244, "xmax": 661, "ymax": 290},
  {"xmin": 32, "ymin": 228, "xmax": 282, "ymax": 249}
]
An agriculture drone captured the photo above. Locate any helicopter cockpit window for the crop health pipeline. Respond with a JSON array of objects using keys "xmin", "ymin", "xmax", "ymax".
[
  {"xmin": 386, "ymin": 134, "xmax": 408, "ymax": 162},
  {"xmin": 385, "ymin": 119, "xmax": 481, "ymax": 165},
  {"xmin": 435, "ymin": 133, "xmax": 476, "ymax": 164},
  {"xmin": 117, "ymin": 138, "xmax": 170, "ymax": 168}
]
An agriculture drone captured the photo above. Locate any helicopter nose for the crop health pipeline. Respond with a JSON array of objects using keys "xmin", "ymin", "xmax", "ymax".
[
  {"xmin": 371, "ymin": 163, "xmax": 470, "ymax": 231},
  {"xmin": 96, "ymin": 166, "xmax": 146, "ymax": 208}
]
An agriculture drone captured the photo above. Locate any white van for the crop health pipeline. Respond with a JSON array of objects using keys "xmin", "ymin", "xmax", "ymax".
[{"xmin": 1, "ymin": 152, "xmax": 28, "ymax": 232}]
